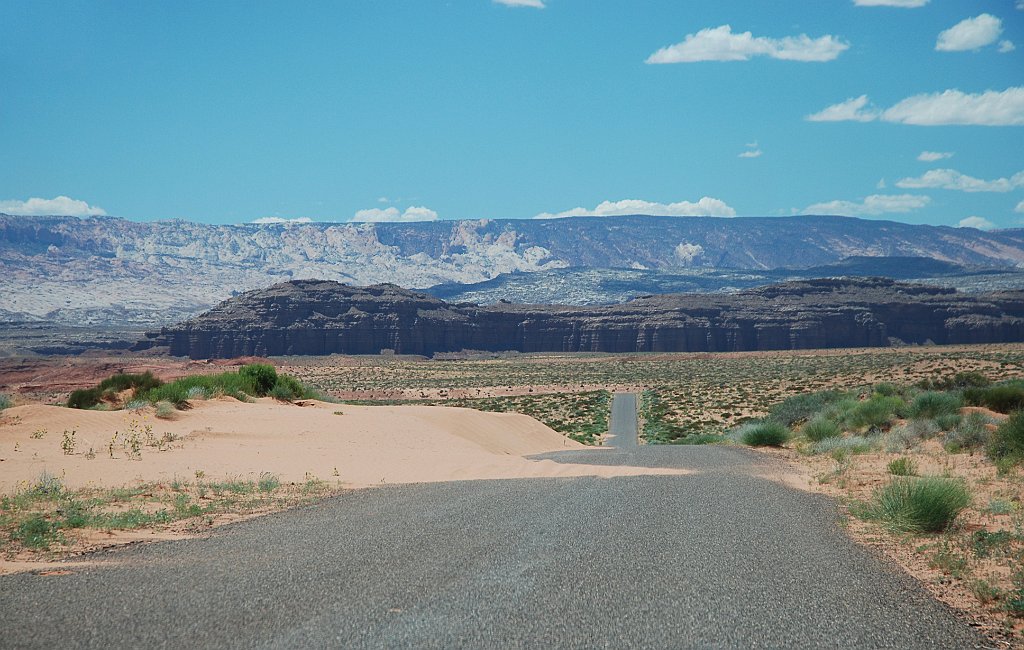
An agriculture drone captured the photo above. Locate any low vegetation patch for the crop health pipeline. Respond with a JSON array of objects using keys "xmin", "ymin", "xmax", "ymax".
[
  {"xmin": 67, "ymin": 365, "xmax": 319, "ymax": 411},
  {"xmin": 864, "ymin": 476, "xmax": 971, "ymax": 533},
  {"xmin": 736, "ymin": 421, "xmax": 790, "ymax": 447}
]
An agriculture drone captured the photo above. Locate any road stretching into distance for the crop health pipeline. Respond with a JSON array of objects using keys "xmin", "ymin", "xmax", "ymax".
[
  {"xmin": 607, "ymin": 392, "xmax": 639, "ymax": 447},
  {"xmin": 0, "ymin": 443, "xmax": 988, "ymax": 648}
]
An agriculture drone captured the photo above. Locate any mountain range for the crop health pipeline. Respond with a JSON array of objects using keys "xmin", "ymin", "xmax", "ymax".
[{"xmin": 3, "ymin": 213, "xmax": 1024, "ymax": 327}]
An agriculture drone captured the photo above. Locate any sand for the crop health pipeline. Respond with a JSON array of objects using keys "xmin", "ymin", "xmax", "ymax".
[{"xmin": 0, "ymin": 398, "xmax": 682, "ymax": 494}]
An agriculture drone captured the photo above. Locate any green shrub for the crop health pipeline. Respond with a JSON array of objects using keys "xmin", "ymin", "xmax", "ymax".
[
  {"xmin": 67, "ymin": 387, "xmax": 103, "ymax": 410},
  {"xmin": 908, "ymin": 391, "xmax": 963, "ymax": 420},
  {"xmin": 97, "ymin": 372, "xmax": 163, "ymax": 397},
  {"xmin": 239, "ymin": 364, "xmax": 278, "ymax": 396},
  {"xmin": 917, "ymin": 371, "xmax": 990, "ymax": 391},
  {"xmin": 987, "ymin": 410, "xmax": 1024, "ymax": 466},
  {"xmin": 887, "ymin": 457, "xmax": 918, "ymax": 476},
  {"xmin": 738, "ymin": 421, "xmax": 791, "ymax": 447},
  {"xmin": 934, "ymin": 413, "xmax": 962, "ymax": 432},
  {"xmin": 844, "ymin": 395, "xmax": 905, "ymax": 431},
  {"xmin": 869, "ymin": 477, "xmax": 971, "ymax": 533},
  {"xmin": 767, "ymin": 390, "xmax": 845, "ymax": 427},
  {"xmin": 802, "ymin": 417, "xmax": 841, "ymax": 442},
  {"xmin": 943, "ymin": 412, "xmax": 992, "ymax": 453},
  {"xmin": 269, "ymin": 375, "xmax": 306, "ymax": 401},
  {"xmin": 0, "ymin": 393, "xmax": 11, "ymax": 411},
  {"xmin": 964, "ymin": 383, "xmax": 1024, "ymax": 414},
  {"xmin": 258, "ymin": 472, "xmax": 280, "ymax": 492}
]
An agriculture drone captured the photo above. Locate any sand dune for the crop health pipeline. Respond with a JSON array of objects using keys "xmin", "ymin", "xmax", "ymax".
[{"xmin": 0, "ymin": 398, "xmax": 681, "ymax": 493}]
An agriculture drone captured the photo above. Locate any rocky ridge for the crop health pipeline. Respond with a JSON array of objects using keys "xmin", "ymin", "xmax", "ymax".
[
  {"xmin": 4, "ymin": 213, "xmax": 1024, "ymax": 326},
  {"xmin": 136, "ymin": 278, "xmax": 1024, "ymax": 358}
]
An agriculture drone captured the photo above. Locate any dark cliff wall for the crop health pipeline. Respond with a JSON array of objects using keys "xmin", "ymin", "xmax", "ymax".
[{"xmin": 135, "ymin": 278, "xmax": 1024, "ymax": 359}]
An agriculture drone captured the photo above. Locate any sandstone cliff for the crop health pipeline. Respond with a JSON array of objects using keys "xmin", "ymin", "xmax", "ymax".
[{"xmin": 135, "ymin": 278, "xmax": 1024, "ymax": 358}]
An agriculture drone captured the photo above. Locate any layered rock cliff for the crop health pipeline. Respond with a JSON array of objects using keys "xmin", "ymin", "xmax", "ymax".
[{"xmin": 135, "ymin": 278, "xmax": 1024, "ymax": 358}]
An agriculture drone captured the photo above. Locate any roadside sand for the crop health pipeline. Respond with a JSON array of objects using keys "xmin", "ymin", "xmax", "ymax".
[{"xmin": 0, "ymin": 398, "xmax": 682, "ymax": 493}]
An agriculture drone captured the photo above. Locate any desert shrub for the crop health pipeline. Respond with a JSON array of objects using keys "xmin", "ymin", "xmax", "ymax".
[
  {"xmin": 67, "ymin": 387, "xmax": 103, "ymax": 410},
  {"xmin": 767, "ymin": 390, "xmax": 845, "ymax": 427},
  {"xmin": 908, "ymin": 391, "xmax": 962, "ymax": 420},
  {"xmin": 0, "ymin": 393, "xmax": 11, "ymax": 411},
  {"xmin": 154, "ymin": 401, "xmax": 176, "ymax": 419},
  {"xmin": 933, "ymin": 413, "xmax": 962, "ymax": 432},
  {"xmin": 124, "ymin": 399, "xmax": 148, "ymax": 412},
  {"xmin": 802, "ymin": 416, "xmax": 841, "ymax": 442},
  {"xmin": 811, "ymin": 435, "xmax": 878, "ymax": 456},
  {"xmin": 867, "ymin": 477, "xmax": 971, "ymax": 533},
  {"xmin": 887, "ymin": 457, "xmax": 918, "ymax": 476},
  {"xmin": 738, "ymin": 421, "xmax": 790, "ymax": 447},
  {"xmin": 97, "ymin": 372, "xmax": 163, "ymax": 397},
  {"xmin": 258, "ymin": 472, "xmax": 281, "ymax": 492},
  {"xmin": 843, "ymin": 395, "xmax": 905, "ymax": 431},
  {"xmin": 239, "ymin": 364, "xmax": 278, "ymax": 396},
  {"xmin": 964, "ymin": 383, "xmax": 1024, "ymax": 414},
  {"xmin": 269, "ymin": 375, "xmax": 306, "ymax": 401},
  {"xmin": 943, "ymin": 412, "xmax": 993, "ymax": 453},
  {"xmin": 987, "ymin": 410, "xmax": 1024, "ymax": 466},
  {"xmin": 186, "ymin": 386, "xmax": 210, "ymax": 400}
]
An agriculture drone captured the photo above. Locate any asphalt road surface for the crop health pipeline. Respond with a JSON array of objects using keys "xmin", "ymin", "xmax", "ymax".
[
  {"xmin": 606, "ymin": 392, "xmax": 638, "ymax": 447},
  {"xmin": 0, "ymin": 446, "xmax": 989, "ymax": 649}
]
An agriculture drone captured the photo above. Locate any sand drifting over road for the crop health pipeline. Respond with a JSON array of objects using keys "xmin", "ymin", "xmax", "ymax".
[{"xmin": 0, "ymin": 398, "xmax": 681, "ymax": 493}]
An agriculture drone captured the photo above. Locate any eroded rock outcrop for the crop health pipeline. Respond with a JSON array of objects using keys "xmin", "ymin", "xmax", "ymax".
[{"xmin": 134, "ymin": 278, "xmax": 1024, "ymax": 358}]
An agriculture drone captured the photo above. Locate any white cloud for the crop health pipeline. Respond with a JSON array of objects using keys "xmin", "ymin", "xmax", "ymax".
[
  {"xmin": 251, "ymin": 216, "xmax": 313, "ymax": 224},
  {"xmin": 0, "ymin": 195, "xmax": 107, "ymax": 217},
  {"xmin": 533, "ymin": 197, "xmax": 736, "ymax": 219},
  {"xmin": 806, "ymin": 95, "xmax": 879, "ymax": 122},
  {"xmin": 804, "ymin": 194, "xmax": 931, "ymax": 216},
  {"xmin": 854, "ymin": 0, "xmax": 929, "ymax": 6},
  {"xmin": 896, "ymin": 168, "xmax": 1024, "ymax": 192},
  {"xmin": 738, "ymin": 149, "xmax": 762, "ymax": 158},
  {"xmin": 675, "ymin": 242, "xmax": 705, "ymax": 265},
  {"xmin": 1015, "ymin": 200, "xmax": 1024, "ymax": 213},
  {"xmin": 494, "ymin": 0, "xmax": 545, "ymax": 7},
  {"xmin": 999, "ymin": 40, "xmax": 1016, "ymax": 53},
  {"xmin": 645, "ymin": 25, "xmax": 848, "ymax": 64},
  {"xmin": 959, "ymin": 216, "xmax": 996, "ymax": 230},
  {"xmin": 877, "ymin": 178, "xmax": 887, "ymax": 189},
  {"xmin": 807, "ymin": 87, "xmax": 1024, "ymax": 126},
  {"xmin": 936, "ymin": 14, "xmax": 1002, "ymax": 52},
  {"xmin": 352, "ymin": 206, "xmax": 439, "ymax": 223},
  {"xmin": 917, "ymin": 151, "xmax": 954, "ymax": 162}
]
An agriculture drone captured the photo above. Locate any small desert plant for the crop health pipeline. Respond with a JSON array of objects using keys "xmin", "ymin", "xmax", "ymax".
[
  {"xmin": 154, "ymin": 401, "xmax": 176, "ymax": 419},
  {"xmin": 887, "ymin": 457, "xmax": 918, "ymax": 476},
  {"xmin": 802, "ymin": 416, "xmax": 841, "ymax": 442},
  {"xmin": 908, "ymin": 391, "xmax": 962, "ymax": 420},
  {"xmin": 868, "ymin": 476, "xmax": 971, "ymax": 533},
  {"xmin": 943, "ymin": 412, "xmax": 993, "ymax": 453},
  {"xmin": 258, "ymin": 472, "xmax": 281, "ymax": 492},
  {"xmin": 124, "ymin": 399, "xmax": 148, "ymax": 412},
  {"xmin": 186, "ymin": 386, "xmax": 210, "ymax": 400},
  {"xmin": 0, "ymin": 393, "xmax": 11, "ymax": 411},
  {"xmin": 811, "ymin": 435, "xmax": 877, "ymax": 456},
  {"xmin": 60, "ymin": 429, "xmax": 76, "ymax": 455},
  {"xmin": 738, "ymin": 421, "xmax": 790, "ymax": 447},
  {"xmin": 933, "ymin": 412, "xmax": 962, "ymax": 432},
  {"xmin": 987, "ymin": 410, "xmax": 1024, "ymax": 466}
]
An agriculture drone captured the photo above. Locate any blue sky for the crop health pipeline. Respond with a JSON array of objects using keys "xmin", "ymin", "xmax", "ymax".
[{"xmin": 1, "ymin": 0, "xmax": 1022, "ymax": 228}]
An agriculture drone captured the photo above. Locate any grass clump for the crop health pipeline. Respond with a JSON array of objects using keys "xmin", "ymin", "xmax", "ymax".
[
  {"xmin": 908, "ymin": 391, "xmax": 963, "ymax": 420},
  {"xmin": 737, "ymin": 421, "xmax": 790, "ymax": 447},
  {"xmin": 943, "ymin": 412, "xmax": 993, "ymax": 453},
  {"xmin": 802, "ymin": 416, "xmax": 841, "ymax": 442},
  {"xmin": 964, "ymin": 382, "xmax": 1024, "ymax": 414},
  {"xmin": 866, "ymin": 476, "xmax": 971, "ymax": 533},
  {"xmin": 143, "ymin": 364, "xmax": 312, "ymax": 408},
  {"xmin": 767, "ymin": 390, "xmax": 845, "ymax": 428},
  {"xmin": 0, "ymin": 393, "xmax": 11, "ymax": 411},
  {"xmin": 811, "ymin": 435, "xmax": 877, "ymax": 456},
  {"xmin": 987, "ymin": 410, "xmax": 1024, "ymax": 467},
  {"xmin": 154, "ymin": 401, "xmax": 176, "ymax": 419},
  {"xmin": 842, "ymin": 395, "xmax": 905, "ymax": 431},
  {"xmin": 888, "ymin": 457, "xmax": 918, "ymax": 476}
]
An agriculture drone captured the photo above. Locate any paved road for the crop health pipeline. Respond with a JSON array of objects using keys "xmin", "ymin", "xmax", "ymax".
[
  {"xmin": 0, "ymin": 446, "xmax": 988, "ymax": 649},
  {"xmin": 606, "ymin": 392, "xmax": 638, "ymax": 447}
]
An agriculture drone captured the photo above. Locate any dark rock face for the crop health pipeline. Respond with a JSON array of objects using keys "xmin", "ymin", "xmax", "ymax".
[{"xmin": 135, "ymin": 278, "xmax": 1024, "ymax": 359}]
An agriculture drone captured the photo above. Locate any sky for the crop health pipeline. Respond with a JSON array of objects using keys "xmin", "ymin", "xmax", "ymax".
[{"xmin": 0, "ymin": 0, "xmax": 1022, "ymax": 228}]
